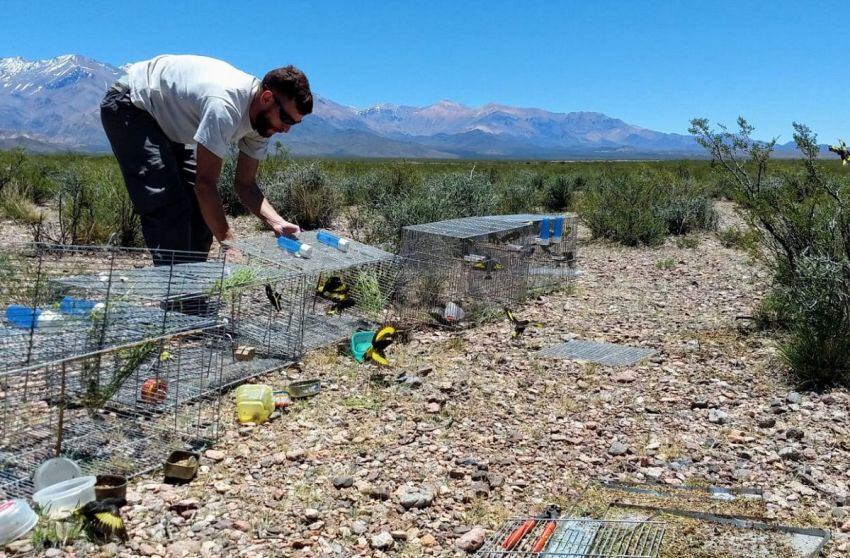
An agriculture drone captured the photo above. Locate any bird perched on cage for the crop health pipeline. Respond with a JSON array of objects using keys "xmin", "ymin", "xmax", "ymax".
[
  {"xmin": 365, "ymin": 325, "xmax": 397, "ymax": 366},
  {"xmin": 75, "ymin": 498, "xmax": 128, "ymax": 543},
  {"xmin": 504, "ymin": 307, "xmax": 543, "ymax": 338},
  {"xmin": 265, "ymin": 283, "xmax": 283, "ymax": 312},
  {"xmin": 829, "ymin": 140, "xmax": 850, "ymax": 165}
]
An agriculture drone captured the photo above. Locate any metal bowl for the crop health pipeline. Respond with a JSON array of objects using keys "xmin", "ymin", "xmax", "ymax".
[{"xmin": 288, "ymin": 379, "xmax": 321, "ymax": 399}]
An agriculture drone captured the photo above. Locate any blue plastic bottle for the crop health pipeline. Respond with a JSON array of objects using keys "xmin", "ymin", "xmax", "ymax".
[
  {"xmin": 552, "ymin": 217, "xmax": 564, "ymax": 241},
  {"xmin": 538, "ymin": 217, "xmax": 551, "ymax": 245},
  {"xmin": 5, "ymin": 305, "xmax": 41, "ymax": 329},
  {"xmin": 277, "ymin": 236, "xmax": 313, "ymax": 258},
  {"xmin": 60, "ymin": 296, "xmax": 96, "ymax": 316},
  {"xmin": 316, "ymin": 230, "xmax": 350, "ymax": 252}
]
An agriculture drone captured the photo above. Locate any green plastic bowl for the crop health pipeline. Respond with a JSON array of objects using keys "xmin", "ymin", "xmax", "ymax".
[{"xmin": 351, "ymin": 330, "xmax": 375, "ymax": 362}]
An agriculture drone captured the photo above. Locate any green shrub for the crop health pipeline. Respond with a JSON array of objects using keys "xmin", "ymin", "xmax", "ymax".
[
  {"xmin": 263, "ymin": 162, "xmax": 341, "ymax": 229},
  {"xmin": 495, "ymin": 170, "xmax": 543, "ymax": 214},
  {"xmin": 657, "ymin": 177, "xmax": 718, "ymax": 235},
  {"xmin": 579, "ymin": 172, "xmax": 668, "ymax": 246},
  {"xmin": 717, "ymin": 227, "xmax": 761, "ymax": 251},
  {"xmin": 544, "ymin": 174, "xmax": 584, "ymax": 211},
  {"xmin": 691, "ymin": 117, "xmax": 850, "ymax": 387}
]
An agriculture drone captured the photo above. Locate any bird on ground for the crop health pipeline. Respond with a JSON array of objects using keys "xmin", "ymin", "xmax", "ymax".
[
  {"xmin": 504, "ymin": 307, "xmax": 543, "ymax": 338},
  {"xmin": 75, "ymin": 498, "xmax": 128, "ymax": 543},
  {"xmin": 365, "ymin": 325, "xmax": 397, "ymax": 366}
]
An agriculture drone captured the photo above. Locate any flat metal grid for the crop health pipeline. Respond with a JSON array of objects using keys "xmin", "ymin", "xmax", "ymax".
[
  {"xmin": 536, "ymin": 340, "xmax": 656, "ymax": 367},
  {"xmin": 403, "ymin": 216, "xmax": 535, "ymax": 240},
  {"xmin": 606, "ymin": 503, "xmax": 830, "ymax": 558},
  {"xmin": 476, "ymin": 518, "xmax": 665, "ymax": 557},
  {"xmin": 232, "ymin": 231, "xmax": 396, "ymax": 275}
]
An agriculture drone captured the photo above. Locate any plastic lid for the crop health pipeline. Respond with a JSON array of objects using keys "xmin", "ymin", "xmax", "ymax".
[
  {"xmin": 0, "ymin": 499, "xmax": 38, "ymax": 546},
  {"xmin": 337, "ymin": 238, "xmax": 350, "ymax": 252},
  {"xmin": 298, "ymin": 244, "xmax": 313, "ymax": 258},
  {"xmin": 32, "ymin": 457, "xmax": 81, "ymax": 493}
]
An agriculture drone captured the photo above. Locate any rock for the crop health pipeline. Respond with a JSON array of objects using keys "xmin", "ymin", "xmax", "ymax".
[
  {"xmin": 708, "ymin": 409, "xmax": 729, "ymax": 424},
  {"xmin": 370, "ymin": 486, "xmax": 391, "ymax": 501},
  {"xmin": 785, "ymin": 428, "xmax": 805, "ymax": 441},
  {"xmin": 304, "ymin": 508, "xmax": 320, "ymax": 521},
  {"xmin": 425, "ymin": 402, "xmax": 442, "ymax": 413},
  {"xmin": 44, "ymin": 549, "xmax": 63, "ymax": 558},
  {"xmin": 371, "ymin": 531, "xmax": 395, "ymax": 550},
  {"xmin": 391, "ymin": 530, "xmax": 408, "ymax": 541},
  {"xmin": 758, "ymin": 417, "xmax": 776, "ymax": 428},
  {"xmin": 139, "ymin": 543, "xmax": 157, "ymax": 557},
  {"xmin": 456, "ymin": 527, "xmax": 487, "ymax": 552},
  {"xmin": 420, "ymin": 533, "xmax": 438, "ymax": 547},
  {"xmin": 779, "ymin": 446, "xmax": 801, "ymax": 461},
  {"xmin": 332, "ymin": 475, "xmax": 354, "ymax": 489},
  {"xmin": 471, "ymin": 481, "xmax": 490, "ymax": 497},
  {"xmin": 608, "ymin": 441, "xmax": 629, "ymax": 456},
  {"xmin": 351, "ymin": 520, "xmax": 368, "ymax": 534},
  {"xmin": 204, "ymin": 449, "xmax": 226, "ymax": 462},
  {"xmin": 396, "ymin": 485, "xmax": 435, "ymax": 509},
  {"xmin": 691, "ymin": 395, "xmax": 708, "ymax": 409},
  {"xmin": 168, "ymin": 540, "xmax": 201, "ymax": 558},
  {"xmin": 786, "ymin": 392, "xmax": 802, "ymax": 404},
  {"xmin": 643, "ymin": 467, "xmax": 665, "ymax": 481},
  {"xmin": 286, "ymin": 449, "xmax": 306, "ymax": 461},
  {"xmin": 486, "ymin": 473, "xmax": 505, "ymax": 488},
  {"xmin": 449, "ymin": 469, "xmax": 466, "ymax": 479},
  {"xmin": 613, "ymin": 370, "xmax": 636, "ymax": 383},
  {"xmin": 840, "ymin": 520, "xmax": 850, "ymax": 533}
]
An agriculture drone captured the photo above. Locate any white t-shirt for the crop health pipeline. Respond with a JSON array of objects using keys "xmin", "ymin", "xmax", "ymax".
[{"xmin": 127, "ymin": 54, "xmax": 269, "ymax": 160}]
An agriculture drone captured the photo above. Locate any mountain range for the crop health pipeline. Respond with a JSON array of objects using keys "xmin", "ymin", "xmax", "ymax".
[{"xmin": 0, "ymin": 54, "xmax": 806, "ymax": 159}]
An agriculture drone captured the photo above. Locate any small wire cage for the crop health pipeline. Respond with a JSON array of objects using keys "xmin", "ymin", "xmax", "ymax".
[
  {"xmin": 0, "ymin": 243, "xmax": 226, "ymax": 375},
  {"xmin": 232, "ymin": 231, "xmax": 400, "ymax": 352},
  {"xmin": 476, "ymin": 518, "xmax": 665, "ymax": 557},
  {"xmin": 0, "ymin": 326, "xmax": 225, "ymax": 499}
]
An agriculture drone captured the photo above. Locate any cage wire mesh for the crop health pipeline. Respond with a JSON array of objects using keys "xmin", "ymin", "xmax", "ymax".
[
  {"xmin": 0, "ymin": 243, "xmax": 226, "ymax": 374},
  {"xmin": 476, "ymin": 518, "xmax": 665, "ymax": 557},
  {"xmin": 232, "ymin": 231, "xmax": 400, "ymax": 352},
  {"xmin": 0, "ymin": 327, "xmax": 224, "ymax": 499}
]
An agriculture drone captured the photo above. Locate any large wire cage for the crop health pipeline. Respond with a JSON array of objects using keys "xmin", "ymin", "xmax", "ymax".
[
  {"xmin": 491, "ymin": 213, "xmax": 579, "ymax": 295},
  {"xmin": 0, "ymin": 326, "xmax": 226, "ymax": 499},
  {"xmin": 0, "ymin": 243, "xmax": 226, "ymax": 375},
  {"xmin": 232, "ymin": 231, "xmax": 400, "ymax": 353}
]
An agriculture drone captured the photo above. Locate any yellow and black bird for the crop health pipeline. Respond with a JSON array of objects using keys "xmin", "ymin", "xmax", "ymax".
[
  {"xmin": 317, "ymin": 276, "xmax": 354, "ymax": 314},
  {"xmin": 365, "ymin": 325, "xmax": 397, "ymax": 366},
  {"xmin": 829, "ymin": 140, "xmax": 850, "ymax": 165},
  {"xmin": 265, "ymin": 283, "xmax": 283, "ymax": 312},
  {"xmin": 75, "ymin": 498, "xmax": 128, "ymax": 543},
  {"xmin": 471, "ymin": 256, "xmax": 504, "ymax": 279},
  {"xmin": 504, "ymin": 307, "xmax": 543, "ymax": 338}
]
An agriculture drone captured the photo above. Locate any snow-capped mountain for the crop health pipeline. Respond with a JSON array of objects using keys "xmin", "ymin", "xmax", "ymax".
[{"xmin": 0, "ymin": 54, "xmax": 701, "ymax": 158}]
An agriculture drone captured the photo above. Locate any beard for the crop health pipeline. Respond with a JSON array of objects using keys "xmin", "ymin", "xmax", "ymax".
[{"xmin": 252, "ymin": 111, "xmax": 275, "ymax": 137}]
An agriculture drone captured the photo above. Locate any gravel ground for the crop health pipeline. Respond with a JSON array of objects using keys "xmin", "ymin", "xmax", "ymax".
[{"xmin": 2, "ymin": 203, "xmax": 849, "ymax": 557}]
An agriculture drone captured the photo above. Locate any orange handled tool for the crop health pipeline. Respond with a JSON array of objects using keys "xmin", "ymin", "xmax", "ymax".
[
  {"xmin": 531, "ymin": 520, "xmax": 558, "ymax": 552},
  {"xmin": 501, "ymin": 504, "xmax": 560, "ymax": 551},
  {"xmin": 502, "ymin": 519, "xmax": 536, "ymax": 550}
]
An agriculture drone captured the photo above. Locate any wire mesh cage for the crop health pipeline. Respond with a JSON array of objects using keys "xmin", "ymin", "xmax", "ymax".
[
  {"xmin": 476, "ymin": 518, "xmax": 665, "ymax": 557},
  {"xmin": 0, "ymin": 243, "xmax": 226, "ymax": 374},
  {"xmin": 232, "ymin": 231, "xmax": 400, "ymax": 352},
  {"xmin": 390, "ymin": 242, "xmax": 530, "ymax": 327},
  {"xmin": 0, "ymin": 326, "xmax": 225, "ymax": 499},
  {"xmin": 482, "ymin": 213, "xmax": 579, "ymax": 295}
]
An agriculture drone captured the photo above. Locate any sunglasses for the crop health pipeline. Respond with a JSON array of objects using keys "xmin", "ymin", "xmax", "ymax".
[{"xmin": 270, "ymin": 91, "xmax": 300, "ymax": 126}]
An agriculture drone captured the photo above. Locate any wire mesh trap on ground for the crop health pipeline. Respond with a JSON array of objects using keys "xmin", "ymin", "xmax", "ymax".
[
  {"xmin": 536, "ymin": 340, "xmax": 656, "ymax": 367},
  {"xmin": 476, "ymin": 518, "xmax": 666, "ymax": 557},
  {"xmin": 0, "ymin": 243, "xmax": 226, "ymax": 374},
  {"xmin": 0, "ymin": 324, "xmax": 225, "ymax": 499},
  {"xmin": 232, "ymin": 231, "xmax": 400, "ymax": 351}
]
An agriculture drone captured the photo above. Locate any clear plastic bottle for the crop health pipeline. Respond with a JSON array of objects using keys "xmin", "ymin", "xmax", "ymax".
[
  {"xmin": 316, "ymin": 230, "xmax": 350, "ymax": 252},
  {"xmin": 277, "ymin": 236, "xmax": 313, "ymax": 258}
]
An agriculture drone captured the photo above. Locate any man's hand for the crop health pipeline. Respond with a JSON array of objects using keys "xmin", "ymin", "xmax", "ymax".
[{"xmin": 268, "ymin": 217, "xmax": 301, "ymax": 236}]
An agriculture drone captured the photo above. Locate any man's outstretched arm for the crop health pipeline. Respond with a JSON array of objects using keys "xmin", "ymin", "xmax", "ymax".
[
  {"xmin": 234, "ymin": 150, "xmax": 300, "ymax": 236},
  {"xmin": 195, "ymin": 144, "xmax": 234, "ymax": 243}
]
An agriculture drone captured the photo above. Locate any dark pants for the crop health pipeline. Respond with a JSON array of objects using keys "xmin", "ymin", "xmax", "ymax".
[{"xmin": 100, "ymin": 86, "xmax": 212, "ymax": 265}]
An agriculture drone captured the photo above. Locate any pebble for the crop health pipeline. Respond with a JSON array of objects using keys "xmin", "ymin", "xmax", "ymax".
[
  {"xmin": 708, "ymin": 409, "xmax": 729, "ymax": 424},
  {"xmin": 332, "ymin": 475, "xmax": 354, "ymax": 489},
  {"xmin": 205, "ymin": 449, "xmax": 226, "ymax": 462},
  {"xmin": 608, "ymin": 441, "xmax": 629, "ymax": 456},
  {"xmin": 371, "ymin": 531, "xmax": 395, "ymax": 550},
  {"xmin": 420, "ymin": 533, "xmax": 438, "ymax": 547},
  {"xmin": 758, "ymin": 417, "xmax": 776, "ymax": 428},
  {"xmin": 779, "ymin": 446, "xmax": 801, "ymax": 461},
  {"xmin": 456, "ymin": 527, "xmax": 487, "ymax": 552}
]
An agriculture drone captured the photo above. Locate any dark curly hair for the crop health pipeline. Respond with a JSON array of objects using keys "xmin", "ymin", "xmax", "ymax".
[{"xmin": 262, "ymin": 65, "xmax": 313, "ymax": 115}]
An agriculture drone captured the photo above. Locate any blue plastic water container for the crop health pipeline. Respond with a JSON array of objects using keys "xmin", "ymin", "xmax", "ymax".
[
  {"xmin": 59, "ymin": 296, "xmax": 96, "ymax": 316},
  {"xmin": 316, "ymin": 230, "xmax": 350, "ymax": 252},
  {"xmin": 5, "ymin": 305, "xmax": 41, "ymax": 329},
  {"xmin": 538, "ymin": 217, "xmax": 551, "ymax": 245},
  {"xmin": 553, "ymin": 217, "xmax": 564, "ymax": 240},
  {"xmin": 277, "ymin": 235, "xmax": 312, "ymax": 258}
]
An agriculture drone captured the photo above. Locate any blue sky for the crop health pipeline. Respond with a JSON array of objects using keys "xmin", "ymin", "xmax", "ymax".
[{"xmin": 0, "ymin": 0, "xmax": 844, "ymax": 141}]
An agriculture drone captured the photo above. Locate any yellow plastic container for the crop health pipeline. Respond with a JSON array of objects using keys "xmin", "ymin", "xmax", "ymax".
[{"xmin": 235, "ymin": 384, "xmax": 274, "ymax": 424}]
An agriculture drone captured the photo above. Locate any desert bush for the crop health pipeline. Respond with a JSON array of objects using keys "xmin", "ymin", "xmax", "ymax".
[
  {"xmin": 579, "ymin": 172, "xmax": 668, "ymax": 246},
  {"xmin": 657, "ymin": 177, "xmax": 718, "ymax": 235},
  {"xmin": 544, "ymin": 174, "xmax": 584, "ymax": 211},
  {"xmin": 495, "ymin": 170, "xmax": 544, "ymax": 214},
  {"xmin": 0, "ymin": 150, "xmax": 55, "ymax": 221},
  {"xmin": 717, "ymin": 226, "xmax": 761, "ymax": 251},
  {"xmin": 691, "ymin": 117, "xmax": 850, "ymax": 387},
  {"xmin": 263, "ymin": 162, "xmax": 341, "ymax": 229}
]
